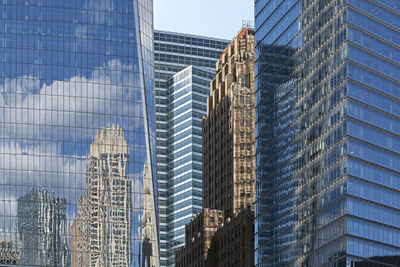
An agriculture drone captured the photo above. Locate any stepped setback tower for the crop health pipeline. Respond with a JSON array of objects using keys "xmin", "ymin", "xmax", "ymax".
[
  {"xmin": 70, "ymin": 126, "xmax": 132, "ymax": 267},
  {"xmin": 175, "ymin": 27, "xmax": 255, "ymax": 267}
]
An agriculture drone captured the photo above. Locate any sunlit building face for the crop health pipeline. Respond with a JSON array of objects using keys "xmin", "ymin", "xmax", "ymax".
[
  {"xmin": 0, "ymin": 0, "xmax": 159, "ymax": 266},
  {"xmin": 254, "ymin": 1, "xmax": 400, "ymax": 266}
]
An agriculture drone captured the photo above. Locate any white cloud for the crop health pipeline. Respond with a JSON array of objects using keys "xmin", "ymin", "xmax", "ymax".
[
  {"xmin": 87, "ymin": 0, "xmax": 115, "ymax": 24},
  {"xmin": 0, "ymin": 59, "xmax": 144, "ymax": 142},
  {"xmin": 0, "ymin": 59, "xmax": 150, "ymax": 232}
]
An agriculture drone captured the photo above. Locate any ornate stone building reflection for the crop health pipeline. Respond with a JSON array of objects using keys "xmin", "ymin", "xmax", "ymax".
[
  {"xmin": 138, "ymin": 162, "xmax": 158, "ymax": 267},
  {"xmin": 0, "ymin": 0, "xmax": 158, "ymax": 265},
  {"xmin": 70, "ymin": 125, "xmax": 132, "ymax": 267},
  {"xmin": 17, "ymin": 188, "xmax": 70, "ymax": 266},
  {"xmin": 0, "ymin": 239, "xmax": 21, "ymax": 265}
]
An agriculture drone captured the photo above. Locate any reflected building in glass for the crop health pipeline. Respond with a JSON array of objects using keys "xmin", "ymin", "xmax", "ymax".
[
  {"xmin": 70, "ymin": 125, "xmax": 132, "ymax": 266},
  {"xmin": 139, "ymin": 161, "xmax": 158, "ymax": 267},
  {"xmin": 153, "ymin": 31, "xmax": 228, "ymax": 266},
  {"xmin": 18, "ymin": 189, "xmax": 70, "ymax": 266},
  {"xmin": 254, "ymin": 0, "xmax": 400, "ymax": 266},
  {"xmin": 0, "ymin": 0, "xmax": 159, "ymax": 266}
]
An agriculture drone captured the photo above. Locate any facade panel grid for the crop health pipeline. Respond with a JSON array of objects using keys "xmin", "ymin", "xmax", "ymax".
[
  {"xmin": 154, "ymin": 30, "xmax": 228, "ymax": 266},
  {"xmin": 255, "ymin": 0, "xmax": 400, "ymax": 266},
  {"xmin": 0, "ymin": 0, "xmax": 159, "ymax": 266}
]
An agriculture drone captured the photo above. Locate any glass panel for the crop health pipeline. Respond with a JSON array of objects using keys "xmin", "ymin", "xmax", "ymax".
[{"xmin": 0, "ymin": 0, "xmax": 158, "ymax": 266}]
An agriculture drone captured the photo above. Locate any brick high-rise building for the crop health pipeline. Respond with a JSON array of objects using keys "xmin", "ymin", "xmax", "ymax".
[
  {"xmin": 175, "ymin": 209, "xmax": 224, "ymax": 267},
  {"xmin": 175, "ymin": 27, "xmax": 255, "ymax": 267},
  {"xmin": 153, "ymin": 31, "xmax": 228, "ymax": 266},
  {"xmin": 205, "ymin": 209, "xmax": 254, "ymax": 267},
  {"xmin": 203, "ymin": 27, "xmax": 255, "ymax": 216}
]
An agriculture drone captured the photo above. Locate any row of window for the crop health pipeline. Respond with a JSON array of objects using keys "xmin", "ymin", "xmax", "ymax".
[
  {"xmin": 347, "ymin": 236, "xmax": 400, "ymax": 260},
  {"xmin": 348, "ymin": 7, "xmax": 400, "ymax": 48},
  {"xmin": 255, "ymin": 0, "xmax": 300, "ymax": 48},
  {"xmin": 348, "ymin": 216, "xmax": 400, "ymax": 248},
  {"xmin": 155, "ymin": 43, "xmax": 222, "ymax": 59},
  {"xmin": 348, "ymin": 157, "xmax": 400, "ymax": 190},
  {"xmin": 348, "ymin": 0, "xmax": 400, "ymax": 30},
  {"xmin": 348, "ymin": 63, "xmax": 400, "ymax": 100},
  {"xmin": 155, "ymin": 54, "xmax": 217, "ymax": 69},
  {"xmin": 154, "ymin": 32, "xmax": 227, "ymax": 49}
]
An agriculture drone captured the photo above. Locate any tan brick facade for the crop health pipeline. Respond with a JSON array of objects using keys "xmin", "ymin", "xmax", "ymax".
[
  {"xmin": 175, "ymin": 28, "xmax": 255, "ymax": 267},
  {"xmin": 203, "ymin": 28, "xmax": 255, "ymax": 216},
  {"xmin": 205, "ymin": 209, "xmax": 254, "ymax": 267},
  {"xmin": 175, "ymin": 209, "xmax": 224, "ymax": 267}
]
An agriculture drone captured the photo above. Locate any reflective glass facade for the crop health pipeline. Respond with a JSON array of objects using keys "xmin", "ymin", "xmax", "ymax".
[
  {"xmin": 0, "ymin": 0, "xmax": 159, "ymax": 266},
  {"xmin": 165, "ymin": 66, "xmax": 214, "ymax": 264},
  {"xmin": 254, "ymin": 0, "xmax": 400, "ymax": 266},
  {"xmin": 153, "ymin": 31, "xmax": 228, "ymax": 266}
]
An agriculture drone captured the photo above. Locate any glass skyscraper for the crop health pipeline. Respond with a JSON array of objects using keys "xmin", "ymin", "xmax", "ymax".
[
  {"xmin": 153, "ymin": 31, "xmax": 228, "ymax": 266},
  {"xmin": 255, "ymin": 1, "xmax": 400, "ymax": 266},
  {"xmin": 165, "ymin": 65, "xmax": 215, "ymax": 264},
  {"xmin": 0, "ymin": 0, "xmax": 158, "ymax": 266}
]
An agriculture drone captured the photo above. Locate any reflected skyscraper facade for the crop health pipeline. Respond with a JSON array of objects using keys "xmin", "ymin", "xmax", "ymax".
[
  {"xmin": 255, "ymin": 1, "xmax": 400, "ymax": 266},
  {"xmin": 70, "ymin": 125, "xmax": 132, "ymax": 266},
  {"xmin": 0, "ymin": 0, "xmax": 159, "ymax": 266},
  {"xmin": 138, "ymin": 162, "xmax": 158, "ymax": 267},
  {"xmin": 18, "ymin": 189, "xmax": 70, "ymax": 266}
]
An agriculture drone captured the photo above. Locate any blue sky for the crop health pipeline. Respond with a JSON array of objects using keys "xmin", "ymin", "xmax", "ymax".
[{"xmin": 153, "ymin": 0, "xmax": 254, "ymax": 40}]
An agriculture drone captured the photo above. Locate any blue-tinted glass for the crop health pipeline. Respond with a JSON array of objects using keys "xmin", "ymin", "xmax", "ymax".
[
  {"xmin": 153, "ymin": 31, "xmax": 228, "ymax": 266},
  {"xmin": 0, "ymin": 0, "xmax": 159, "ymax": 266},
  {"xmin": 255, "ymin": 0, "xmax": 400, "ymax": 266}
]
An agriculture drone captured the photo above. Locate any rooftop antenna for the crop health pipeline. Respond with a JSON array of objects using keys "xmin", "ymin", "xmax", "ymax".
[{"xmin": 242, "ymin": 19, "xmax": 254, "ymax": 29}]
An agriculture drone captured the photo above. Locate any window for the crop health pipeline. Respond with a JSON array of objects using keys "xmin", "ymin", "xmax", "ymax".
[
  {"xmin": 240, "ymin": 143, "xmax": 244, "ymax": 150},
  {"xmin": 247, "ymin": 144, "xmax": 251, "ymax": 150},
  {"xmin": 246, "ymin": 132, "xmax": 251, "ymax": 139},
  {"xmin": 240, "ymin": 120, "xmax": 244, "ymax": 126},
  {"xmin": 241, "ymin": 75, "xmax": 246, "ymax": 87},
  {"xmin": 240, "ymin": 96, "xmax": 244, "ymax": 104},
  {"xmin": 240, "ymin": 131, "xmax": 244, "ymax": 138},
  {"xmin": 240, "ymin": 108, "xmax": 244, "ymax": 115},
  {"xmin": 210, "ymin": 216, "xmax": 214, "ymax": 223}
]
